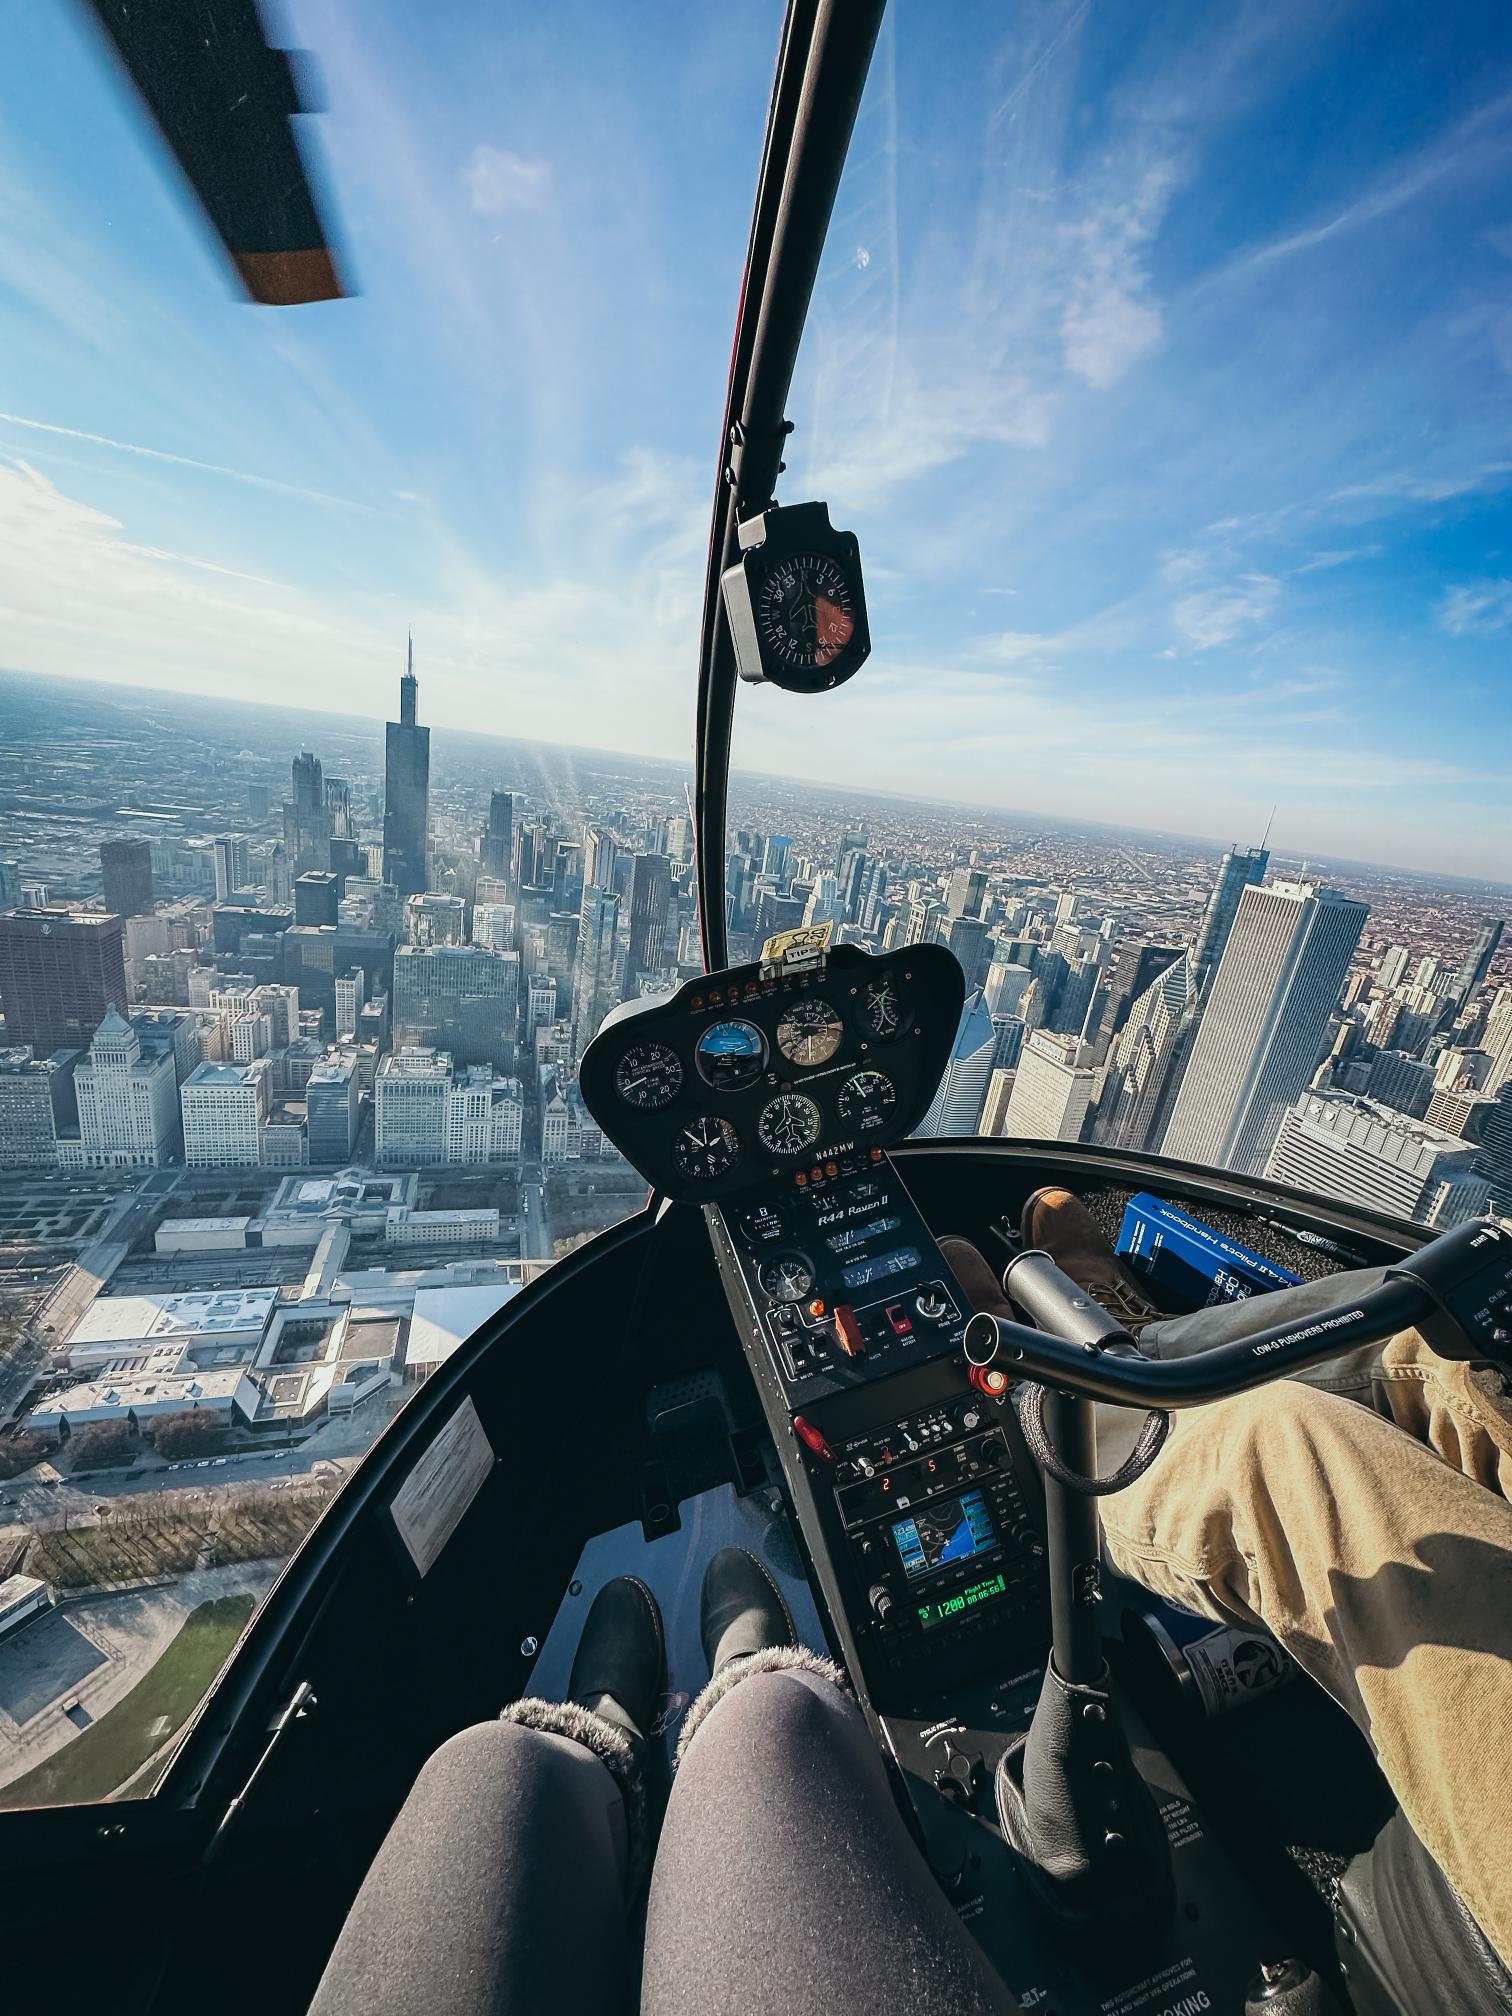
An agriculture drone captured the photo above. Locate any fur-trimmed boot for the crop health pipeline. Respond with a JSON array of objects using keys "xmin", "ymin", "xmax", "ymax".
[
  {"xmin": 676, "ymin": 1547, "xmax": 846, "ymax": 1767},
  {"xmin": 500, "ymin": 1575, "xmax": 664, "ymax": 1895}
]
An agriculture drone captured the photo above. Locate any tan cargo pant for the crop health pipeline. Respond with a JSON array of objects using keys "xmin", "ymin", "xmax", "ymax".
[{"xmin": 1100, "ymin": 1328, "xmax": 1512, "ymax": 1968}]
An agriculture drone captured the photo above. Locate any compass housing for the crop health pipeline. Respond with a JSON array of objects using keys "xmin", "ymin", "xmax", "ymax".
[{"xmin": 720, "ymin": 499, "xmax": 872, "ymax": 692}]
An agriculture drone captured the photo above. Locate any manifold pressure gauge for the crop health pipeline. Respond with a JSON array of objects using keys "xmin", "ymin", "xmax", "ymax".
[{"xmin": 720, "ymin": 500, "xmax": 871, "ymax": 693}]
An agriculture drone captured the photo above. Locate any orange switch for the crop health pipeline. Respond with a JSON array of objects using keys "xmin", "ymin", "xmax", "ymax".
[{"xmin": 834, "ymin": 1305, "xmax": 866, "ymax": 1359}]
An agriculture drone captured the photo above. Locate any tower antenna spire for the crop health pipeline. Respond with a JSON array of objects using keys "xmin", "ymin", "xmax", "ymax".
[
  {"xmin": 407, "ymin": 628, "xmax": 413, "ymax": 679},
  {"xmin": 1259, "ymin": 803, "xmax": 1276, "ymax": 852}
]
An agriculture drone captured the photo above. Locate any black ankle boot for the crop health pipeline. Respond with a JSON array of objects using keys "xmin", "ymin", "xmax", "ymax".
[
  {"xmin": 700, "ymin": 1547, "xmax": 796, "ymax": 1678},
  {"xmin": 568, "ymin": 1575, "xmax": 665, "ymax": 1741}
]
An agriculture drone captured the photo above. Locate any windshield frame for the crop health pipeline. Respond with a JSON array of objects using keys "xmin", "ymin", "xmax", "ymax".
[{"xmin": 692, "ymin": 0, "xmax": 883, "ymax": 973}]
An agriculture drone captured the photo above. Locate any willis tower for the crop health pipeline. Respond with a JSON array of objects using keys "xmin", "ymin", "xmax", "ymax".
[{"xmin": 384, "ymin": 633, "xmax": 431, "ymax": 900}]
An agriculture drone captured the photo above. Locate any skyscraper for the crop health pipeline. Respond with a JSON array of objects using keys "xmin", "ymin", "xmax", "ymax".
[
  {"xmin": 100, "ymin": 838, "xmax": 155, "ymax": 920},
  {"xmin": 623, "ymin": 854, "xmax": 672, "ymax": 1000},
  {"xmin": 573, "ymin": 887, "xmax": 621, "ymax": 1060},
  {"xmin": 0, "ymin": 909, "xmax": 128, "ymax": 1055},
  {"xmin": 1093, "ymin": 952, "xmax": 1198, "ymax": 1152},
  {"xmin": 383, "ymin": 636, "xmax": 431, "ymax": 900},
  {"xmin": 1267, "ymin": 1091, "xmax": 1487, "ymax": 1226},
  {"xmin": 74, "ymin": 1008, "xmax": 178, "ymax": 1167},
  {"xmin": 481, "ymin": 791, "xmax": 516, "ymax": 883},
  {"xmin": 212, "ymin": 836, "xmax": 251, "ymax": 903},
  {"xmin": 283, "ymin": 750, "xmax": 333, "ymax": 880},
  {"xmin": 1002, "ymin": 1030, "xmax": 1097, "ymax": 1143},
  {"xmin": 0, "ymin": 862, "xmax": 22, "ymax": 910},
  {"xmin": 1163, "ymin": 881, "xmax": 1369, "ymax": 1175},
  {"xmin": 914, "ymin": 991, "xmax": 995, "ymax": 1136},
  {"xmin": 946, "ymin": 866, "xmax": 988, "ymax": 920},
  {"xmin": 1191, "ymin": 844, "xmax": 1270, "ymax": 984},
  {"xmin": 1451, "ymin": 918, "xmax": 1505, "ymax": 1007}
]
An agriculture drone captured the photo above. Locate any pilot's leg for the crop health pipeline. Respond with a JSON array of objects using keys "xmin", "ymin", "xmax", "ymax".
[
  {"xmin": 1010, "ymin": 1193, "xmax": 1512, "ymax": 1495},
  {"xmin": 309, "ymin": 1577, "xmax": 662, "ymax": 2016},
  {"xmin": 641, "ymin": 1549, "xmax": 1015, "ymax": 2016},
  {"xmin": 1098, "ymin": 1377, "xmax": 1512, "ymax": 1972}
]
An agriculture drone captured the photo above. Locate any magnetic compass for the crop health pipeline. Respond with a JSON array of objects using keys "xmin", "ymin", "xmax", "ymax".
[{"xmin": 720, "ymin": 500, "xmax": 871, "ymax": 694}]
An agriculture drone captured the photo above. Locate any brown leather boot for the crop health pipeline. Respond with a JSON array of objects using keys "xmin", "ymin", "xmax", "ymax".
[{"xmin": 1019, "ymin": 1187, "xmax": 1170, "ymax": 1337}]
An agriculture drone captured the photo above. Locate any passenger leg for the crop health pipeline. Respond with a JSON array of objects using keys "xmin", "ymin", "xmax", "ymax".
[
  {"xmin": 310, "ymin": 1575, "xmax": 663, "ymax": 2016},
  {"xmin": 1099, "ymin": 1377, "xmax": 1512, "ymax": 1969},
  {"xmin": 641, "ymin": 1660, "xmax": 1016, "ymax": 2015},
  {"xmin": 307, "ymin": 1716, "xmax": 632, "ymax": 2016}
]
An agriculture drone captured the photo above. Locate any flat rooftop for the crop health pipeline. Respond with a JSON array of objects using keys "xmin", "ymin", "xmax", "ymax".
[
  {"xmin": 406, "ymin": 1283, "xmax": 521, "ymax": 1369},
  {"xmin": 68, "ymin": 1288, "xmax": 278, "ymax": 1347}
]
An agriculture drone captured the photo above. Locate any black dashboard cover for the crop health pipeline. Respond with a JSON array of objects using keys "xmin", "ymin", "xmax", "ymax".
[{"xmin": 579, "ymin": 944, "xmax": 965, "ymax": 1204}]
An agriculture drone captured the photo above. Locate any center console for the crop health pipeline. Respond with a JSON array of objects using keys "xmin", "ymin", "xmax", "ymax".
[{"xmin": 581, "ymin": 938, "xmax": 1307, "ymax": 2013}]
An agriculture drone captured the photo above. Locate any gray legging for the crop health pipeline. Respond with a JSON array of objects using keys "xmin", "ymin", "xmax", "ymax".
[{"xmin": 308, "ymin": 1662, "xmax": 1014, "ymax": 2016}]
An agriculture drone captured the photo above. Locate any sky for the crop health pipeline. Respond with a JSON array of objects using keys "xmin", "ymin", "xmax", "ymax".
[{"xmin": 1, "ymin": 0, "xmax": 1510, "ymax": 880}]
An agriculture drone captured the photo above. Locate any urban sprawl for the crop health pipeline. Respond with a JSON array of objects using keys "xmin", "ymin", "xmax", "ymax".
[{"xmin": 0, "ymin": 659, "xmax": 1507, "ymax": 1804}]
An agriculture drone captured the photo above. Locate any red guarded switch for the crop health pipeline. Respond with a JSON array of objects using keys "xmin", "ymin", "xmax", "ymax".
[
  {"xmin": 834, "ymin": 1305, "xmax": 867, "ymax": 1359},
  {"xmin": 884, "ymin": 1301, "xmax": 913, "ymax": 1338},
  {"xmin": 793, "ymin": 1415, "xmax": 834, "ymax": 1463}
]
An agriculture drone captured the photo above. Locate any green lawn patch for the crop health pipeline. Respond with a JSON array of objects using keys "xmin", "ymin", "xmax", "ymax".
[{"xmin": 0, "ymin": 1595, "xmax": 254, "ymax": 1810}]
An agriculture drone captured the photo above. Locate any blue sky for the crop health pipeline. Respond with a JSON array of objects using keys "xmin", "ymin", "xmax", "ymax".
[{"xmin": 1, "ymin": 1, "xmax": 1510, "ymax": 879}]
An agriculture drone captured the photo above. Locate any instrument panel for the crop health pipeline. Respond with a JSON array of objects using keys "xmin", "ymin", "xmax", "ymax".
[{"xmin": 578, "ymin": 944, "xmax": 964, "ymax": 1204}]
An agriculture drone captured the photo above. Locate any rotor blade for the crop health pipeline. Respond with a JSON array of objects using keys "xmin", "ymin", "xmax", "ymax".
[{"xmin": 79, "ymin": 0, "xmax": 351, "ymax": 304}]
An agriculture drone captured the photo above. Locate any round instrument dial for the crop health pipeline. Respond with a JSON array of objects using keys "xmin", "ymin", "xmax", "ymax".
[
  {"xmin": 613, "ymin": 1041, "xmax": 683, "ymax": 1111},
  {"xmin": 755, "ymin": 552, "xmax": 858, "ymax": 673},
  {"xmin": 695, "ymin": 1019, "xmax": 767, "ymax": 1091},
  {"xmin": 758, "ymin": 1251, "xmax": 816, "ymax": 1303},
  {"xmin": 757, "ymin": 1092, "xmax": 822, "ymax": 1158},
  {"xmin": 672, "ymin": 1115, "xmax": 740, "ymax": 1182},
  {"xmin": 857, "ymin": 973, "xmax": 913, "ymax": 1042},
  {"xmin": 776, "ymin": 996, "xmax": 845, "ymax": 1068},
  {"xmin": 836, "ymin": 1068, "xmax": 897, "ymax": 1133}
]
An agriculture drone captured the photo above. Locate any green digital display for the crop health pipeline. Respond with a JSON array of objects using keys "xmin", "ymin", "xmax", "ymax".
[{"xmin": 917, "ymin": 1570, "xmax": 1009, "ymax": 1632}]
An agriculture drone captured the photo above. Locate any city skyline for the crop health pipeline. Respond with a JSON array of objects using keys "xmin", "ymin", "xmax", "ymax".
[
  {"xmin": 1, "ymin": 7, "xmax": 1510, "ymax": 876},
  {"xmin": 3, "ymin": 663, "xmax": 1508, "ymax": 900}
]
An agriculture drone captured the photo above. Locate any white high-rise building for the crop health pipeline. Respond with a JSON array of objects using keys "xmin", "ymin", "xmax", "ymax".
[
  {"xmin": 980, "ymin": 1067, "xmax": 1017, "ymax": 1138},
  {"xmin": 212, "ymin": 836, "xmax": 251, "ymax": 903},
  {"xmin": 915, "ymin": 991, "xmax": 995, "ymax": 1137},
  {"xmin": 472, "ymin": 902, "xmax": 516, "ymax": 953},
  {"xmin": 376, "ymin": 1048, "xmax": 451, "ymax": 1166},
  {"xmin": 1266, "ymin": 1091, "xmax": 1488, "ymax": 1227},
  {"xmin": 376, "ymin": 1048, "xmax": 524, "ymax": 1168},
  {"xmin": 74, "ymin": 1008, "xmax": 178, "ymax": 1167},
  {"xmin": 1002, "ymin": 1029, "xmax": 1096, "ymax": 1143},
  {"xmin": 1162, "ymin": 882, "xmax": 1369, "ymax": 1176},
  {"xmin": 180, "ymin": 1057, "xmax": 270, "ymax": 1166},
  {"xmin": 335, "ymin": 967, "xmax": 366, "ymax": 1042}
]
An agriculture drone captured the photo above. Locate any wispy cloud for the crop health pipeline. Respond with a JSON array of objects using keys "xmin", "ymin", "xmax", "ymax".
[
  {"xmin": 1171, "ymin": 574, "xmax": 1281, "ymax": 650},
  {"xmin": 0, "ymin": 411, "xmax": 381, "ymax": 514},
  {"xmin": 1437, "ymin": 578, "xmax": 1512, "ymax": 637},
  {"xmin": 462, "ymin": 146, "xmax": 553, "ymax": 217}
]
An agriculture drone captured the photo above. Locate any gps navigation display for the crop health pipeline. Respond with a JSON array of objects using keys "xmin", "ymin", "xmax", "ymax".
[{"xmin": 891, "ymin": 1489, "xmax": 997, "ymax": 1581}]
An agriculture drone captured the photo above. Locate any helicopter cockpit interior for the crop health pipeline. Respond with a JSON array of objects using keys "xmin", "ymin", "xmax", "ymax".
[{"xmin": 2, "ymin": 4, "xmax": 1511, "ymax": 2015}]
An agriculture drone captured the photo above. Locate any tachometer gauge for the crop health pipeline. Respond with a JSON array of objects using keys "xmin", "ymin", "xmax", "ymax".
[
  {"xmin": 672, "ymin": 1115, "xmax": 740, "ymax": 1182},
  {"xmin": 613, "ymin": 1041, "xmax": 683, "ymax": 1111},
  {"xmin": 758, "ymin": 1251, "xmax": 815, "ymax": 1303},
  {"xmin": 858, "ymin": 974, "xmax": 912, "ymax": 1042},
  {"xmin": 757, "ymin": 1092, "xmax": 822, "ymax": 1158},
  {"xmin": 836, "ymin": 1068, "xmax": 897, "ymax": 1133},
  {"xmin": 695, "ymin": 1018, "xmax": 767, "ymax": 1091},
  {"xmin": 776, "ymin": 996, "xmax": 844, "ymax": 1068}
]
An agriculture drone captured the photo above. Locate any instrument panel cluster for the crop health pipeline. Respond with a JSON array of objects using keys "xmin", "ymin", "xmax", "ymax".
[{"xmin": 579, "ymin": 944, "xmax": 964, "ymax": 1204}]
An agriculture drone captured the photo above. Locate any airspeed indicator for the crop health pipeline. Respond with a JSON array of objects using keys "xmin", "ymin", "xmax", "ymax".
[{"xmin": 836, "ymin": 1069, "xmax": 896, "ymax": 1132}]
